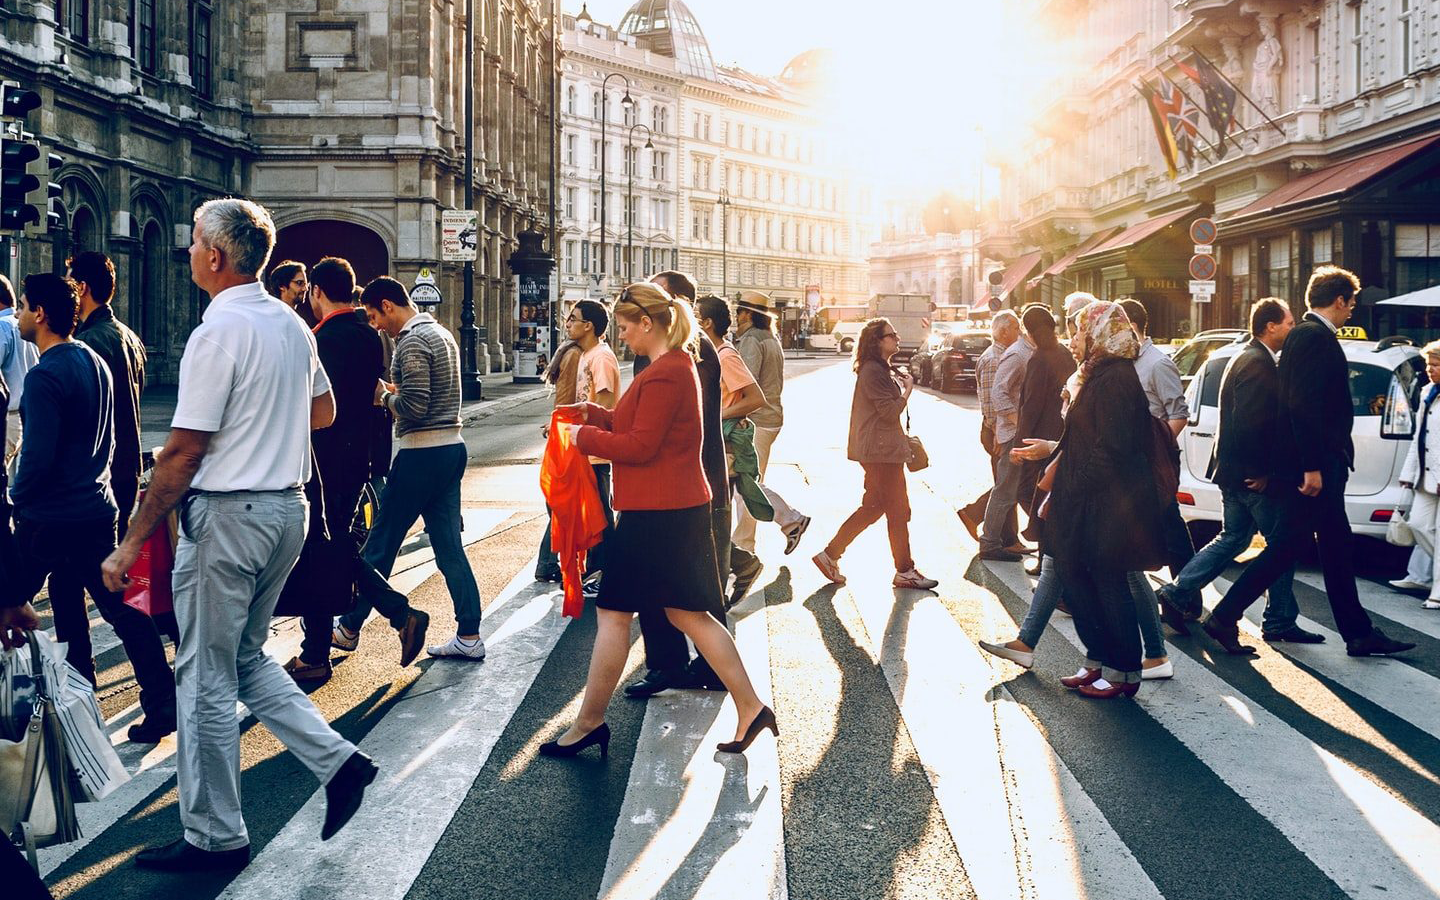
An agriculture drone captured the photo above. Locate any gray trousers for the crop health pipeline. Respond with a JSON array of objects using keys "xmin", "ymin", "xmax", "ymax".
[
  {"xmin": 173, "ymin": 489, "xmax": 355, "ymax": 851},
  {"xmin": 979, "ymin": 438, "xmax": 1023, "ymax": 552}
]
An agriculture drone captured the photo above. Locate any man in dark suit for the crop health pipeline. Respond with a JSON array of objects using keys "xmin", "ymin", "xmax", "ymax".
[
  {"xmin": 1203, "ymin": 267, "xmax": 1414, "ymax": 657},
  {"xmin": 1157, "ymin": 298, "xmax": 1320, "ymax": 643}
]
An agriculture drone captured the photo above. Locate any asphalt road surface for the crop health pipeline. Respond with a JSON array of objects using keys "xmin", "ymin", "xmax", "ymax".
[{"xmin": 29, "ymin": 355, "xmax": 1440, "ymax": 900}]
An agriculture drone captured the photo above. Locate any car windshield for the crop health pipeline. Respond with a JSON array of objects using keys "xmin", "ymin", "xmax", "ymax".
[
  {"xmin": 1198, "ymin": 355, "xmax": 1425, "ymax": 421},
  {"xmin": 1173, "ymin": 337, "xmax": 1234, "ymax": 379},
  {"xmin": 950, "ymin": 335, "xmax": 989, "ymax": 353}
]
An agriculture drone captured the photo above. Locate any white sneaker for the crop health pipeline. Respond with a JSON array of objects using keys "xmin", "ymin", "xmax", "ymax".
[
  {"xmin": 1422, "ymin": 598, "xmax": 1440, "ymax": 610},
  {"xmin": 1390, "ymin": 578, "xmax": 1430, "ymax": 591},
  {"xmin": 331, "ymin": 624, "xmax": 359, "ymax": 652},
  {"xmin": 978, "ymin": 640, "xmax": 1033, "ymax": 669},
  {"xmin": 812, "ymin": 550, "xmax": 846, "ymax": 585},
  {"xmin": 893, "ymin": 568, "xmax": 939, "ymax": 590},
  {"xmin": 427, "ymin": 636, "xmax": 487, "ymax": 660},
  {"xmin": 1141, "ymin": 659, "xmax": 1174, "ymax": 680}
]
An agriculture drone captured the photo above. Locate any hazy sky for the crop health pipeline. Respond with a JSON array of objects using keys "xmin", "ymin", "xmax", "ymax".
[{"xmin": 568, "ymin": 1, "xmax": 1055, "ymax": 196}]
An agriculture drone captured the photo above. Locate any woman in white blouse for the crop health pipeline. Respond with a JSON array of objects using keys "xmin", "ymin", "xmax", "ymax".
[{"xmin": 1399, "ymin": 339, "xmax": 1440, "ymax": 611}]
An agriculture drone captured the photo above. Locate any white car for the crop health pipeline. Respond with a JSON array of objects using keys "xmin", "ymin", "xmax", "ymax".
[{"xmin": 1176, "ymin": 332, "xmax": 1425, "ymax": 539}]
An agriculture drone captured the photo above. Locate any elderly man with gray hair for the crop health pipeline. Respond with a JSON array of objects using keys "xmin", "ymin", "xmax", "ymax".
[
  {"xmin": 958, "ymin": 310, "xmax": 1021, "ymax": 548},
  {"xmin": 977, "ymin": 309, "xmax": 1035, "ymax": 561},
  {"xmin": 102, "ymin": 198, "xmax": 376, "ymax": 872}
]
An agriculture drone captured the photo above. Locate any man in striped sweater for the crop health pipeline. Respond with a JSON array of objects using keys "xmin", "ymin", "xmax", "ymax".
[{"xmin": 332, "ymin": 277, "xmax": 486, "ymax": 660}]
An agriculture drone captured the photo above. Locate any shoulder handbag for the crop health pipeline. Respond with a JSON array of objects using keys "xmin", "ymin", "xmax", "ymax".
[
  {"xmin": 0, "ymin": 633, "xmax": 82, "ymax": 870},
  {"xmin": 904, "ymin": 408, "xmax": 929, "ymax": 473},
  {"xmin": 1148, "ymin": 415, "xmax": 1181, "ymax": 505},
  {"xmin": 1387, "ymin": 488, "xmax": 1416, "ymax": 548}
]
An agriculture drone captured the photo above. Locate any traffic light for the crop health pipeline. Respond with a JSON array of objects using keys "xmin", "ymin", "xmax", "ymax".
[
  {"xmin": 0, "ymin": 83, "xmax": 60, "ymax": 235},
  {"xmin": 0, "ymin": 134, "xmax": 40, "ymax": 230}
]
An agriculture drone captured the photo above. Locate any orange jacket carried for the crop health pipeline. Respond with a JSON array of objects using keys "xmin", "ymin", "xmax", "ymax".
[{"xmin": 540, "ymin": 407, "xmax": 608, "ymax": 617}]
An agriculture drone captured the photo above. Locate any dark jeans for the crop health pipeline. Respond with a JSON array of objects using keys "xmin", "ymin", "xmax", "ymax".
[
  {"xmin": 638, "ymin": 502, "xmax": 730, "ymax": 674},
  {"xmin": 18, "ymin": 515, "xmax": 176, "ymax": 720},
  {"xmin": 1055, "ymin": 556, "xmax": 1141, "ymax": 683},
  {"xmin": 1, "ymin": 837, "xmax": 53, "ymax": 899},
  {"xmin": 826, "ymin": 462, "xmax": 914, "ymax": 571},
  {"xmin": 1161, "ymin": 499, "xmax": 1200, "ymax": 613},
  {"xmin": 537, "ymin": 463, "xmax": 615, "ymax": 580},
  {"xmin": 961, "ymin": 423, "xmax": 1018, "ymax": 545},
  {"xmin": 1212, "ymin": 463, "xmax": 1373, "ymax": 642},
  {"xmin": 340, "ymin": 443, "xmax": 482, "ymax": 636}
]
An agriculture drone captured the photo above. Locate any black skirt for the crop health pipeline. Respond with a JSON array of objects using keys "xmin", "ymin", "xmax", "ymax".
[{"xmin": 595, "ymin": 504, "xmax": 723, "ymax": 613}]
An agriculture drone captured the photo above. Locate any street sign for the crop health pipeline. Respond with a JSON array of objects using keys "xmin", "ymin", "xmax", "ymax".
[
  {"xmin": 1193, "ymin": 243, "xmax": 1213, "ymax": 255},
  {"xmin": 1189, "ymin": 217, "xmax": 1217, "ymax": 244},
  {"xmin": 411, "ymin": 267, "xmax": 443, "ymax": 307},
  {"xmin": 1188, "ymin": 279, "xmax": 1216, "ymax": 293},
  {"xmin": 1188, "ymin": 254, "xmax": 1217, "ymax": 280},
  {"xmin": 442, "ymin": 210, "xmax": 479, "ymax": 262}
]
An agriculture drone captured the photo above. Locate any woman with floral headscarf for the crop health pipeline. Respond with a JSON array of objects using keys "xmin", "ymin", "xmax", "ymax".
[{"xmin": 1036, "ymin": 300, "xmax": 1165, "ymax": 698}]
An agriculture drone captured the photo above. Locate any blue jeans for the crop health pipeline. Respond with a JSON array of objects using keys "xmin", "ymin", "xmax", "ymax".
[
  {"xmin": 1017, "ymin": 556, "xmax": 1167, "ymax": 660},
  {"xmin": 340, "ymin": 443, "xmax": 482, "ymax": 635},
  {"xmin": 1170, "ymin": 485, "xmax": 1297, "ymax": 635}
]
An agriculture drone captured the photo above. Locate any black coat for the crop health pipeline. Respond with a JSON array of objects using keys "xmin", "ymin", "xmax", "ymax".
[
  {"xmin": 1045, "ymin": 358, "xmax": 1165, "ymax": 572},
  {"xmin": 1210, "ymin": 338, "xmax": 1281, "ymax": 492},
  {"xmin": 74, "ymin": 306, "xmax": 145, "ymax": 494},
  {"xmin": 313, "ymin": 309, "xmax": 385, "ymax": 506},
  {"xmin": 1278, "ymin": 312, "xmax": 1354, "ymax": 477},
  {"xmin": 1017, "ymin": 341, "xmax": 1076, "ymax": 444}
]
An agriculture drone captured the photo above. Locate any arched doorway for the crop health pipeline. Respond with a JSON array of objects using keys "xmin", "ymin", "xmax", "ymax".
[{"xmin": 271, "ymin": 220, "xmax": 391, "ymax": 294}]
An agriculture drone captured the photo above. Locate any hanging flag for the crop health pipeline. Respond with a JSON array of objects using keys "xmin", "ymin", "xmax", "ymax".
[
  {"xmin": 1155, "ymin": 75, "xmax": 1202, "ymax": 168},
  {"xmin": 1135, "ymin": 80, "xmax": 1179, "ymax": 180},
  {"xmin": 1176, "ymin": 52, "xmax": 1237, "ymax": 155}
]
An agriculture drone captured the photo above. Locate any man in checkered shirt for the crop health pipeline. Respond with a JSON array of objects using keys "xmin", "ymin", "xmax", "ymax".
[{"xmin": 958, "ymin": 310, "xmax": 1020, "ymax": 546}]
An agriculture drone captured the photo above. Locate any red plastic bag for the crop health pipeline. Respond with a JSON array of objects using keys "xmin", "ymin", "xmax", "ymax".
[
  {"xmin": 540, "ymin": 408, "xmax": 607, "ymax": 617},
  {"xmin": 122, "ymin": 494, "xmax": 175, "ymax": 617}
]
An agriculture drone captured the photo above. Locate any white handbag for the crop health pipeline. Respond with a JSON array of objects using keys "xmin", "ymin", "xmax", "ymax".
[{"xmin": 1387, "ymin": 489, "xmax": 1416, "ymax": 547}]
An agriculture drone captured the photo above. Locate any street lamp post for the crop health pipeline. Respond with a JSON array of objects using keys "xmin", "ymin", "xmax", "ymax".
[
  {"xmin": 626, "ymin": 123, "xmax": 653, "ymax": 283},
  {"xmin": 598, "ymin": 72, "xmax": 632, "ymax": 295},
  {"xmin": 718, "ymin": 186, "xmax": 731, "ymax": 300},
  {"xmin": 459, "ymin": 0, "xmax": 482, "ymax": 398}
]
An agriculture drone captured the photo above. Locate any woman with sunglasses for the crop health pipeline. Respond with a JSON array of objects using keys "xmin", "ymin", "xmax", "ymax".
[{"xmin": 812, "ymin": 318, "xmax": 938, "ymax": 590}]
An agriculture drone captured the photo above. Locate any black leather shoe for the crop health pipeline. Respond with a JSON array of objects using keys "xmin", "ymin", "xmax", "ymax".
[
  {"xmin": 1202, "ymin": 616, "xmax": 1256, "ymax": 655},
  {"xmin": 322, "ymin": 751, "xmax": 378, "ymax": 841},
  {"xmin": 135, "ymin": 837, "xmax": 250, "ymax": 872},
  {"xmin": 623, "ymin": 667, "xmax": 687, "ymax": 699},
  {"xmin": 1263, "ymin": 625, "xmax": 1325, "ymax": 644},
  {"xmin": 1346, "ymin": 627, "xmax": 1416, "ymax": 657},
  {"xmin": 977, "ymin": 549, "xmax": 1024, "ymax": 562},
  {"xmin": 127, "ymin": 713, "xmax": 177, "ymax": 744},
  {"xmin": 1155, "ymin": 586, "xmax": 1190, "ymax": 636}
]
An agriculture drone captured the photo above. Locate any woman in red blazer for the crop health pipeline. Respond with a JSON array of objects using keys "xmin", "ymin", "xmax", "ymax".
[{"xmin": 541, "ymin": 282, "xmax": 776, "ymax": 759}]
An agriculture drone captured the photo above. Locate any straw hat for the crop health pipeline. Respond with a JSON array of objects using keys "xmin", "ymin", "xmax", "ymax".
[{"xmin": 736, "ymin": 290, "xmax": 777, "ymax": 315}]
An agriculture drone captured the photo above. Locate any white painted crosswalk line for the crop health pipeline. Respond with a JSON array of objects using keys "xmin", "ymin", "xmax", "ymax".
[
  {"xmin": 1295, "ymin": 571, "xmax": 1440, "ymax": 642},
  {"xmin": 213, "ymin": 567, "xmax": 572, "ymax": 900},
  {"xmin": 1201, "ymin": 576, "xmax": 1440, "ymax": 738},
  {"xmin": 597, "ymin": 592, "xmax": 787, "ymax": 900},
  {"xmin": 846, "ymin": 583, "xmax": 1162, "ymax": 900},
  {"xmin": 986, "ymin": 562, "xmax": 1440, "ymax": 900}
]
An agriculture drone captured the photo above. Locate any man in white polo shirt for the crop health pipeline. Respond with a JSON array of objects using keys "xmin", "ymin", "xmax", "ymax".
[{"xmin": 102, "ymin": 198, "xmax": 376, "ymax": 872}]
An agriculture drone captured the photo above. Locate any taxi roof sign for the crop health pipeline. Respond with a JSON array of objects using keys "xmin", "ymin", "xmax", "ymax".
[{"xmin": 1337, "ymin": 325, "xmax": 1368, "ymax": 340}]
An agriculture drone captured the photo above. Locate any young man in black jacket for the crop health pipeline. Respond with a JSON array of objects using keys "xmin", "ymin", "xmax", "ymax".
[{"xmin": 1204, "ymin": 267, "xmax": 1414, "ymax": 657}]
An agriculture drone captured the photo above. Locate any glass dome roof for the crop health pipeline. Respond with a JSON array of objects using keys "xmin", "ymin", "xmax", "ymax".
[{"xmin": 618, "ymin": 0, "xmax": 716, "ymax": 80}]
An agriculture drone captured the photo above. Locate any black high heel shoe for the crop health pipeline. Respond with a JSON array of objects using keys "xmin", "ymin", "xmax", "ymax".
[
  {"xmin": 539, "ymin": 722, "xmax": 611, "ymax": 759},
  {"xmin": 717, "ymin": 706, "xmax": 778, "ymax": 754}
]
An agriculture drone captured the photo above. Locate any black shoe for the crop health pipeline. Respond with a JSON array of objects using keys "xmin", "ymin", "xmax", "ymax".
[
  {"xmin": 679, "ymin": 659, "xmax": 727, "ymax": 692},
  {"xmin": 1155, "ymin": 586, "xmax": 1190, "ymax": 636},
  {"xmin": 539, "ymin": 722, "xmax": 611, "ymax": 759},
  {"xmin": 977, "ymin": 549, "xmax": 1024, "ymax": 562},
  {"xmin": 1201, "ymin": 616, "xmax": 1256, "ymax": 655},
  {"xmin": 135, "ymin": 837, "xmax": 250, "ymax": 872},
  {"xmin": 1263, "ymin": 625, "xmax": 1326, "ymax": 644},
  {"xmin": 534, "ymin": 569, "xmax": 562, "ymax": 583},
  {"xmin": 716, "ymin": 706, "xmax": 778, "ymax": 754},
  {"xmin": 623, "ymin": 667, "xmax": 687, "ymax": 699},
  {"xmin": 127, "ymin": 713, "xmax": 177, "ymax": 744},
  {"xmin": 322, "ymin": 751, "xmax": 378, "ymax": 841},
  {"xmin": 1346, "ymin": 627, "xmax": 1416, "ymax": 657},
  {"xmin": 730, "ymin": 554, "xmax": 764, "ymax": 606},
  {"xmin": 397, "ymin": 609, "xmax": 430, "ymax": 668}
]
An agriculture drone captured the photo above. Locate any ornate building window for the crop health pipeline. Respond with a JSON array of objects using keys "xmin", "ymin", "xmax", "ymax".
[
  {"xmin": 566, "ymin": 84, "xmax": 577, "ymax": 115},
  {"xmin": 62, "ymin": 0, "xmax": 89, "ymax": 43},
  {"xmin": 191, "ymin": 2, "xmax": 213, "ymax": 100}
]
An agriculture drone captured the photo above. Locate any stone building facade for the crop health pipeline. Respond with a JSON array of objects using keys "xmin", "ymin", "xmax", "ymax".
[
  {"xmin": 0, "ymin": 0, "xmax": 557, "ymax": 380},
  {"xmin": 1006, "ymin": 0, "xmax": 1440, "ymax": 340}
]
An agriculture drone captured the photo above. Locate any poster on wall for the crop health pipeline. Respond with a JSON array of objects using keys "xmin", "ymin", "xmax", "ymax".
[{"xmin": 512, "ymin": 272, "xmax": 552, "ymax": 382}]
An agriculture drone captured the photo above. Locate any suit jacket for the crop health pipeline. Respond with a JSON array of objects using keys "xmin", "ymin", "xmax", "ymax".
[
  {"xmin": 1016, "ymin": 342, "xmax": 1076, "ymax": 444},
  {"xmin": 74, "ymin": 306, "xmax": 145, "ymax": 490},
  {"xmin": 1278, "ymin": 311, "xmax": 1354, "ymax": 478},
  {"xmin": 313, "ymin": 309, "xmax": 385, "ymax": 495},
  {"xmin": 1210, "ymin": 338, "xmax": 1281, "ymax": 491}
]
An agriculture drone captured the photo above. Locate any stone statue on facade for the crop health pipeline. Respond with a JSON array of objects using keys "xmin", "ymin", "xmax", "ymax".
[{"xmin": 1253, "ymin": 16, "xmax": 1283, "ymax": 116}]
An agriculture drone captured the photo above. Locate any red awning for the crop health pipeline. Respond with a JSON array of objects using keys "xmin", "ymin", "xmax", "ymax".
[
  {"xmin": 1076, "ymin": 205, "xmax": 1200, "ymax": 262},
  {"xmin": 979, "ymin": 251, "xmax": 1044, "ymax": 309},
  {"xmin": 1222, "ymin": 131, "xmax": 1440, "ymax": 223},
  {"xmin": 1027, "ymin": 227, "xmax": 1124, "ymax": 289}
]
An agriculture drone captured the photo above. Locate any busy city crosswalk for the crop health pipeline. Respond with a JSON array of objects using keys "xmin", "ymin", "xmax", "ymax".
[{"xmin": 27, "ymin": 360, "xmax": 1440, "ymax": 900}]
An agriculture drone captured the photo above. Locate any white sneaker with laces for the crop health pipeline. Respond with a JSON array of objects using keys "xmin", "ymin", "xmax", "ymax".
[
  {"xmin": 332, "ymin": 624, "xmax": 359, "ymax": 652},
  {"xmin": 811, "ymin": 550, "xmax": 846, "ymax": 585},
  {"xmin": 428, "ymin": 636, "xmax": 487, "ymax": 660},
  {"xmin": 893, "ymin": 568, "xmax": 939, "ymax": 590}
]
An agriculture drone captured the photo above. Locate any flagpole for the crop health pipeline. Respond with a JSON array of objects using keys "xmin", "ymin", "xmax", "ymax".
[
  {"xmin": 1161, "ymin": 61, "xmax": 1243, "ymax": 158},
  {"xmin": 1190, "ymin": 46, "xmax": 1287, "ymax": 137}
]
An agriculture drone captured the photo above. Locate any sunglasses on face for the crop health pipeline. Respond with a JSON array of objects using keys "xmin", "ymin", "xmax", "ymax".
[{"xmin": 882, "ymin": 332, "xmax": 899, "ymax": 339}]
